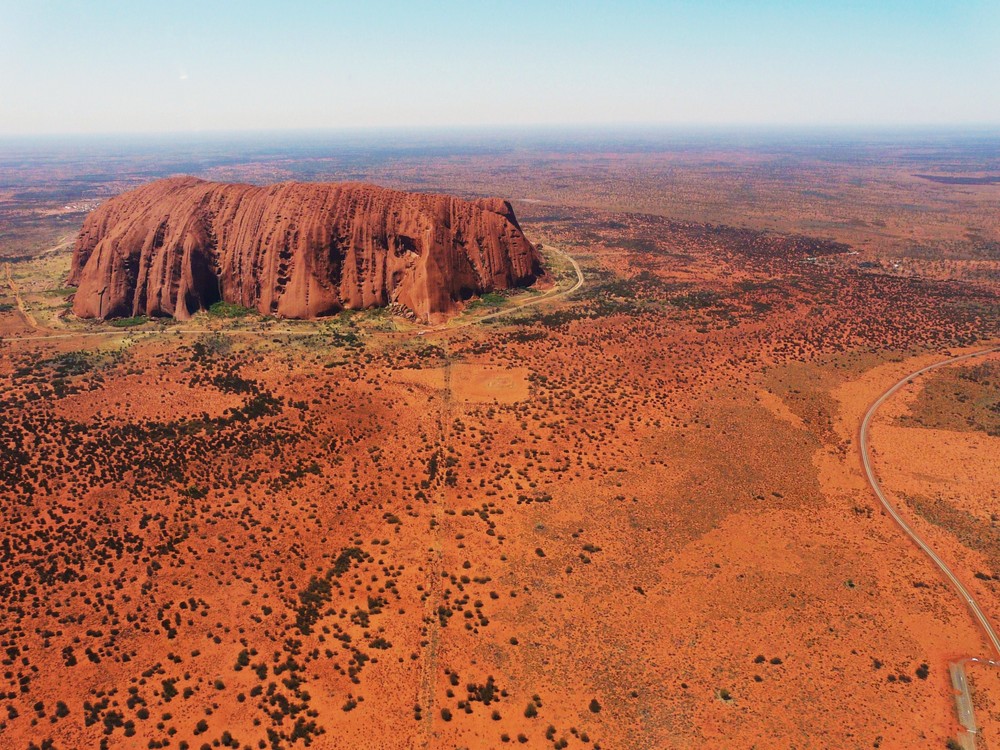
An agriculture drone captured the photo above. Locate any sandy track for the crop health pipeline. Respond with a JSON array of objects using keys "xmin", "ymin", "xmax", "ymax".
[{"xmin": 4, "ymin": 263, "xmax": 38, "ymax": 329}]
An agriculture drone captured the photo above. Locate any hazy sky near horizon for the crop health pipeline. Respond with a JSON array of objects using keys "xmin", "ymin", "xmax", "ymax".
[{"xmin": 1, "ymin": 0, "xmax": 998, "ymax": 135}]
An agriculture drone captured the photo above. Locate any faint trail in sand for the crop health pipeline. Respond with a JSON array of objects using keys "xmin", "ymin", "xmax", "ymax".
[
  {"xmin": 4, "ymin": 263, "xmax": 38, "ymax": 329},
  {"xmin": 418, "ymin": 355, "xmax": 453, "ymax": 746}
]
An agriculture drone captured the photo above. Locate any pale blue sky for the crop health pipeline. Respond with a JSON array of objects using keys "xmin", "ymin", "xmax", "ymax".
[{"xmin": 1, "ymin": 0, "xmax": 997, "ymax": 135}]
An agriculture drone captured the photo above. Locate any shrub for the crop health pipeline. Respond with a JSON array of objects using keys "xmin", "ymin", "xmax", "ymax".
[
  {"xmin": 208, "ymin": 300, "xmax": 255, "ymax": 318},
  {"xmin": 162, "ymin": 680, "xmax": 177, "ymax": 702},
  {"xmin": 110, "ymin": 315, "xmax": 149, "ymax": 328}
]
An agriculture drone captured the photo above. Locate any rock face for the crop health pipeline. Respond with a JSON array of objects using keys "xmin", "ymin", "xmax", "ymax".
[{"xmin": 68, "ymin": 177, "xmax": 544, "ymax": 322}]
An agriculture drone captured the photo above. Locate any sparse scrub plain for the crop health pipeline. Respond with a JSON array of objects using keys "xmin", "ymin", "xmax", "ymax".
[{"xmin": 0, "ymin": 134, "xmax": 997, "ymax": 750}]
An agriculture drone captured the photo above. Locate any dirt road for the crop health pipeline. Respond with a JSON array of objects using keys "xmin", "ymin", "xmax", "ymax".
[{"xmin": 4, "ymin": 263, "xmax": 37, "ymax": 329}]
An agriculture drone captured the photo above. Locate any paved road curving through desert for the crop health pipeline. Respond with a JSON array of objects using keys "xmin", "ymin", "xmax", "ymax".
[{"xmin": 859, "ymin": 345, "xmax": 1000, "ymax": 658}]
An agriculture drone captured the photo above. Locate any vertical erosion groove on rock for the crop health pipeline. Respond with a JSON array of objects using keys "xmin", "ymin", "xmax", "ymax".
[{"xmin": 67, "ymin": 177, "xmax": 545, "ymax": 322}]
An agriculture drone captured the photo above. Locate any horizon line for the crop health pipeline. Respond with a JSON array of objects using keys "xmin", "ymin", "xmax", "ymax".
[{"xmin": 3, "ymin": 121, "xmax": 1000, "ymax": 141}]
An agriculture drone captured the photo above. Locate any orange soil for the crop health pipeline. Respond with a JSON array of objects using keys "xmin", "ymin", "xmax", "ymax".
[{"xmin": 1, "ymin": 173, "xmax": 999, "ymax": 750}]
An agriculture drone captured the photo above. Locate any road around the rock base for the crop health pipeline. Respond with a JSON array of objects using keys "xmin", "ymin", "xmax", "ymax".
[{"xmin": 2, "ymin": 245, "xmax": 585, "ymax": 344}]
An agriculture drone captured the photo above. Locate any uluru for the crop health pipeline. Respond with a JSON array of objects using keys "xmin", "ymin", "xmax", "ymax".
[{"xmin": 67, "ymin": 177, "xmax": 545, "ymax": 322}]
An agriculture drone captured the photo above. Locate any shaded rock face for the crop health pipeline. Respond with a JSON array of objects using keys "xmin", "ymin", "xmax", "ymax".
[{"xmin": 68, "ymin": 177, "xmax": 544, "ymax": 322}]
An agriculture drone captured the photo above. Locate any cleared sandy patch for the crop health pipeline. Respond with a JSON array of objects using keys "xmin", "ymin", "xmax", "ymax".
[
  {"xmin": 451, "ymin": 364, "xmax": 529, "ymax": 404},
  {"xmin": 755, "ymin": 388, "xmax": 807, "ymax": 430}
]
